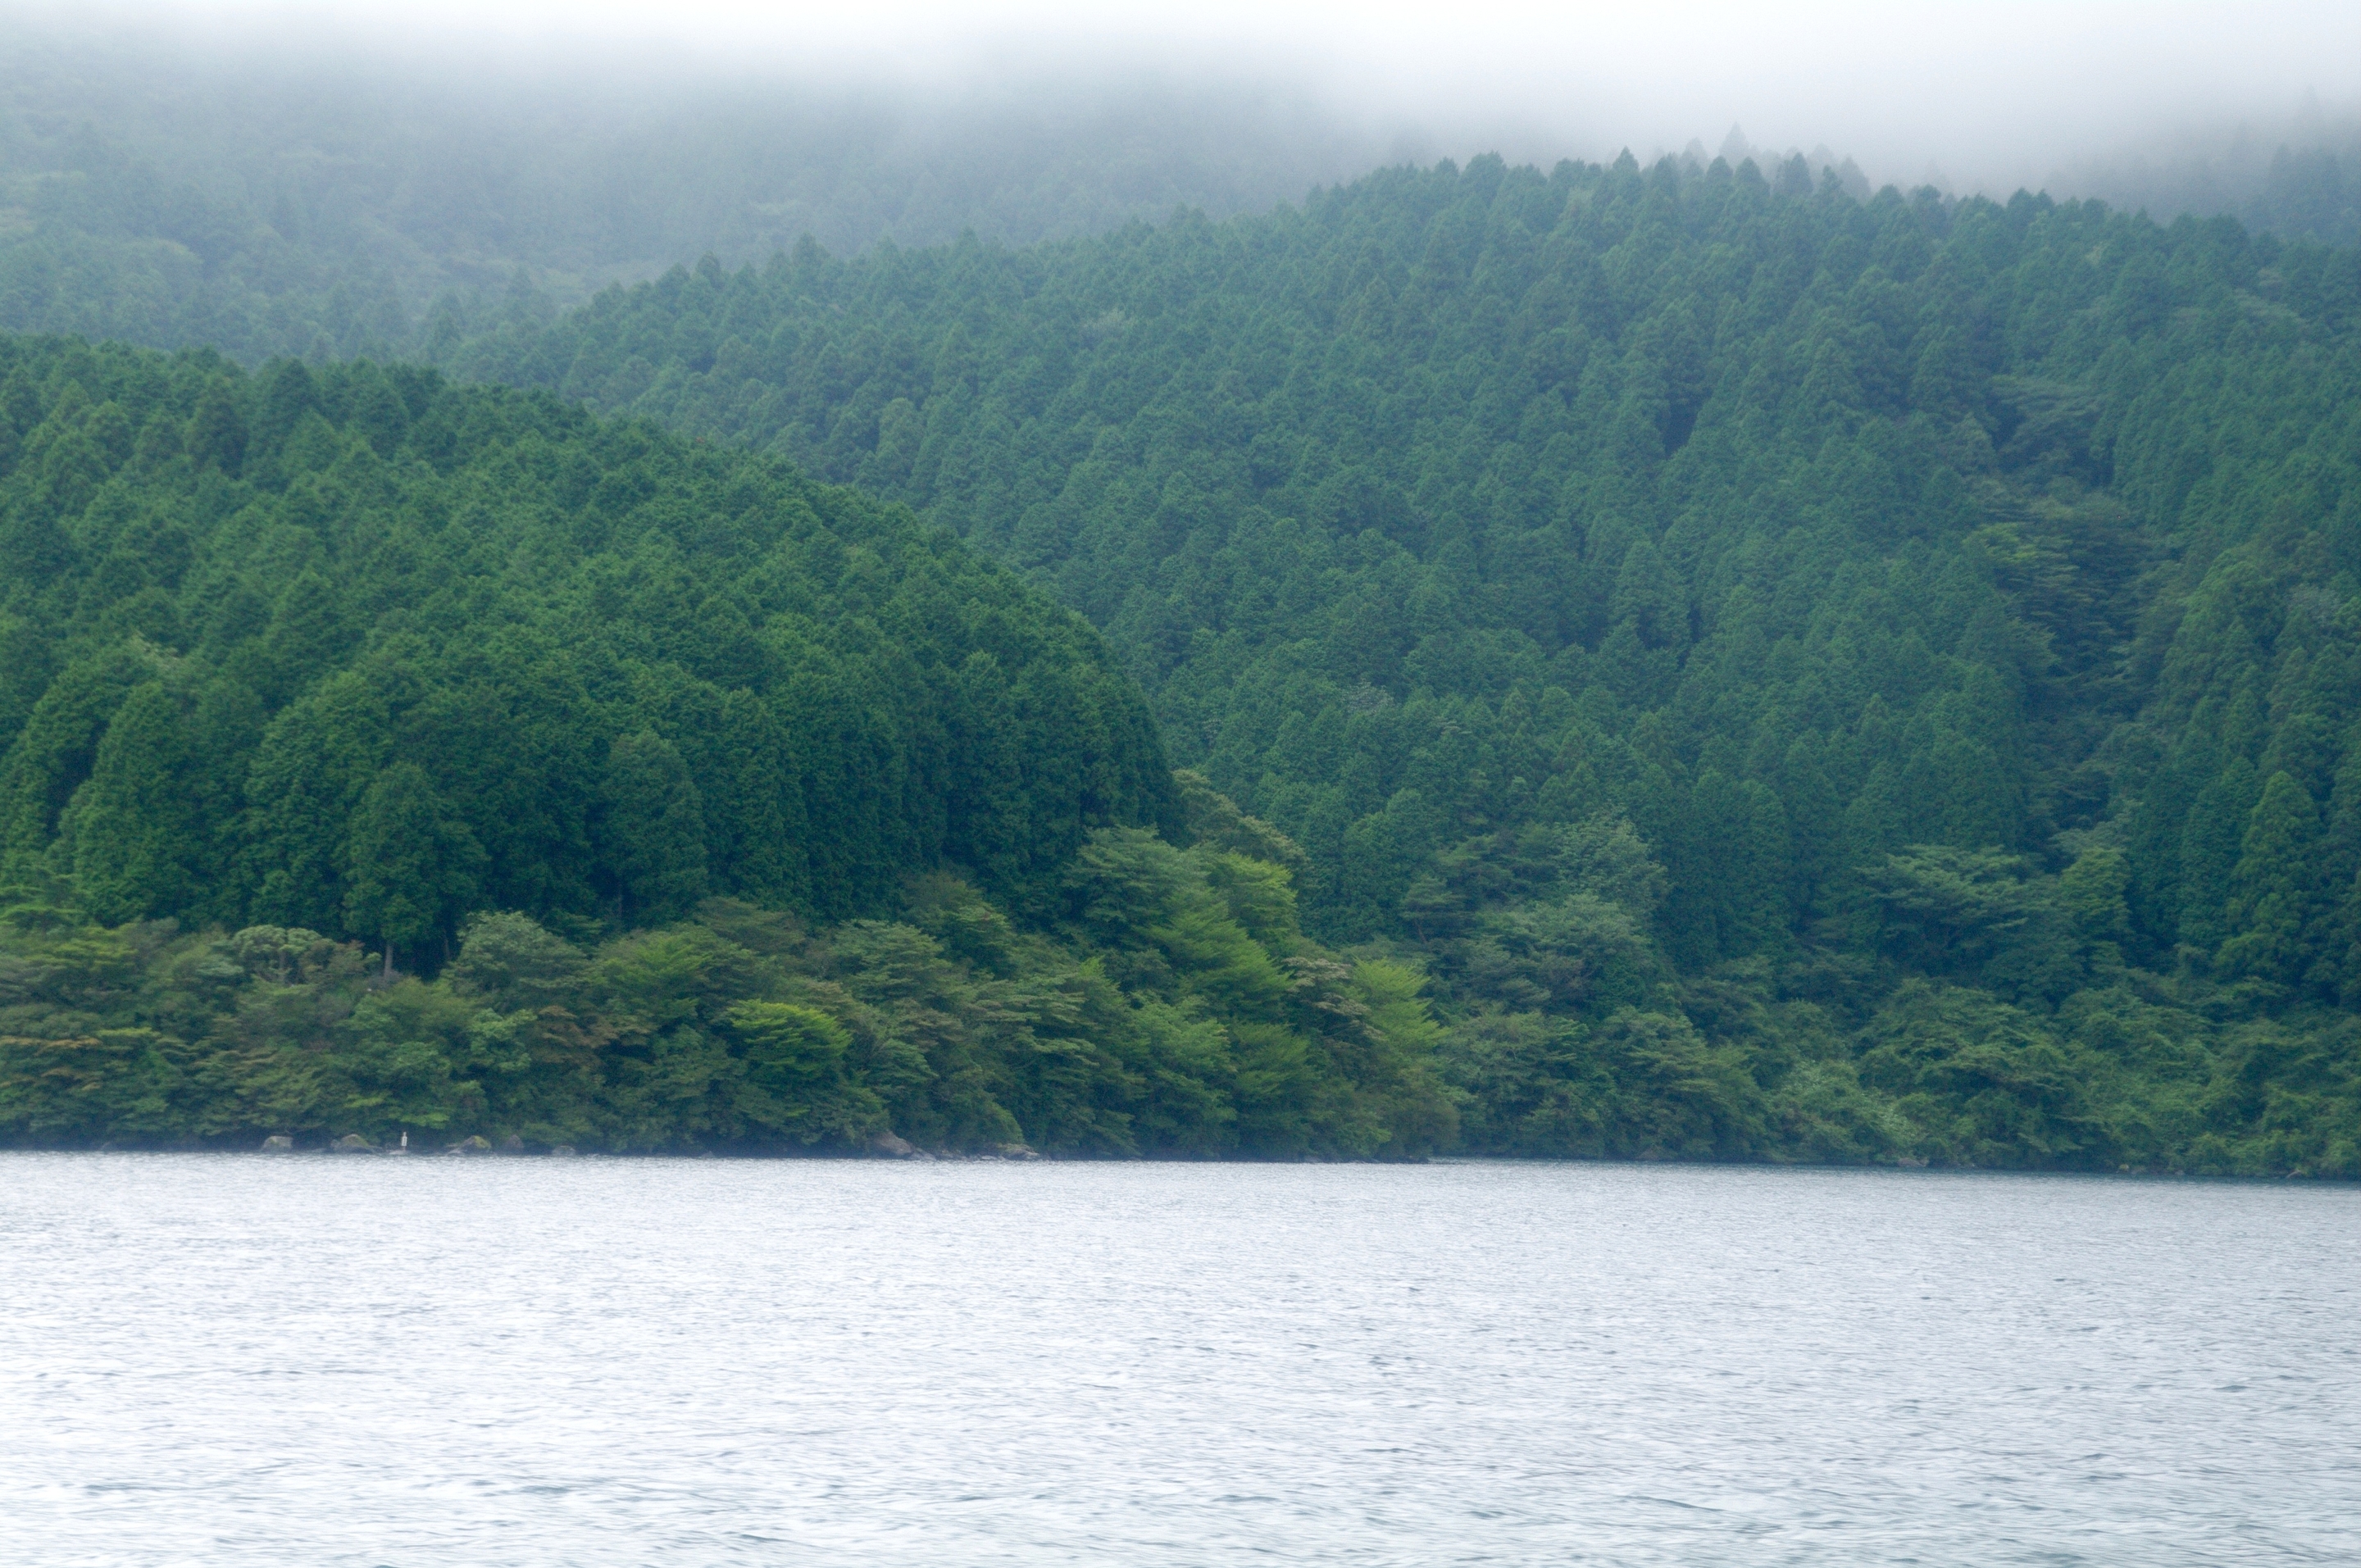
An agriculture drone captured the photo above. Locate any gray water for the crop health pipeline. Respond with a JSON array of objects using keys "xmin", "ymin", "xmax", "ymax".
[{"xmin": 0, "ymin": 1157, "xmax": 2353, "ymax": 1566}]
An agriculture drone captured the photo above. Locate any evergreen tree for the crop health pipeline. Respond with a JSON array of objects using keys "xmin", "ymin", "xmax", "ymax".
[
  {"xmin": 245, "ymin": 570, "xmax": 351, "ymax": 710},
  {"xmin": 0, "ymin": 339, "xmax": 1174, "ymax": 943},
  {"xmin": 68, "ymin": 679, "xmax": 202, "ymax": 924},
  {"xmin": 598, "ymin": 730, "xmax": 709, "ymax": 925},
  {"xmin": 2177, "ymin": 759, "xmax": 2259, "ymax": 957},
  {"xmin": 184, "ymin": 380, "xmax": 245, "ymax": 475},
  {"xmin": 342, "ymin": 761, "xmax": 484, "ymax": 975},
  {"xmin": 2217, "ymin": 771, "xmax": 2323, "ymax": 987}
]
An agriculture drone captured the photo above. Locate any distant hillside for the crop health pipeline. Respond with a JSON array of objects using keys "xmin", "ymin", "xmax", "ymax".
[
  {"xmin": 0, "ymin": 25, "xmax": 1395, "ymax": 362},
  {"xmin": 436, "ymin": 152, "xmax": 2361, "ymax": 1175},
  {"xmin": 2054, "ymin": 120, "xmax": 2361, "ymax": 250},
  {"xmin": 11, "ymin": 19, "xmax": 2355, "ymax": 376}
]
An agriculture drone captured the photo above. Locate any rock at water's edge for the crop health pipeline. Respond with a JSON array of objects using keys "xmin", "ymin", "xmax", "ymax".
[
  {"xmin": 870, "ymin": 1130, "xmax": 934, "ymax": 1160},
  {"xmin": 548, "ymin": 1145, "xmax": 578, "ymax": 1157},
  {"xmin": 444, "ymin": 1135, "xmax": 493, "ymax": 1155},
  {"xmin": 330, "ymin": 1133, "xmax": 375, "ymax": 1153},
  {"xmin": 259, "ymin": 1134, "xmax": 295, "ymax": 1152}
]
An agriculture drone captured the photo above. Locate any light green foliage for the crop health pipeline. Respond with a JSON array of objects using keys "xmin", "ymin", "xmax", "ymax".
[
  {"xmin": 443, "ymin": 911, "xmax": 589, "ymax": 1011},
  {"xmin": 722, "ymin": 1002, "xmax": 881, "ymax": 1143},
  {"xmin": 1860, "ymin": 982, "xmax": 2105, "ymax": 1168},
  {"xmin": 0, "ymin": 855, "xmax": 1458, "ymax": 1157},
  {"xmin": 1864, "ymin": 848, "xmax": 2048, "ymax": 976},
  {"xmin": 2217, "ymin": 772, "xmax": 2322, "ymax": 987},
  {"xmin": 2057, "ymin": 847, "xmax": 2132, "ymax": 956},
  {"xmin": 1203, "ymin": 852, "xmax": 1299, "ymax": 948}
]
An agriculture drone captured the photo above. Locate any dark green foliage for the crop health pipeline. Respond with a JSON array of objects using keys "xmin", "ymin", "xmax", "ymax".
[
  {"xmin": 1858, "ymin": 982, "xmax": 2108, "ymax": 1169},
  {"xmin": 598, "ymin": 731, "xmax": 708, "ymax": 925},
  {"xmin": 9, "ymin": 130, "xmax": 2361, "ymax": 1170},
  {"xmin": 0, "ymin": 335, "xmax": 1176, "ymax": 957},
  {"xmin": 66, "ymin": 679, "xmax": 202, "ymax": 923},
  {"xmin": 2217, "ymin": 771, "xmax": 2322, "ymax": 988},
  {"xmin": 419, "ymin": 154, "xmax": 2361, "ymax": 1174},
  {"xmin": 341, "ymin": 762, "xmax": 484, "ymax": 974},
  {"xmin": 0, "ymin": 333, "xmax": 1471, "ymax": 1161}
]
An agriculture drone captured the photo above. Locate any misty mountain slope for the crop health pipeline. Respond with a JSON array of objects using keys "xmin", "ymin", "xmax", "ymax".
[
  {"xmin": 7, "ymin": 12, "xmax": 2356, "ymax": 373},
  {"xmin": 439, "ymin": 153, "xmax": 2361, "ymax": 1172},
  {"xmin": 2064, "ymin": 125, "xmax": 2361, "ymax": 250},
  {"xmin": 0, "ymin": 25, "xmax": 1394, "ymax": 363}
]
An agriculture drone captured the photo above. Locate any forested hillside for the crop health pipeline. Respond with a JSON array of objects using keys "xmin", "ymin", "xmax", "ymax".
[
  {"xmin": 0, "ymin": 338, "xmax": 1472, "ymax": 1157},
  {"xmin": 7, "ymin": 148, "xmax": 2361, "ymax": 1172},
  {"xmin": 437, "ymin": 152, "xmax": 2361, "ymax": 1175}
]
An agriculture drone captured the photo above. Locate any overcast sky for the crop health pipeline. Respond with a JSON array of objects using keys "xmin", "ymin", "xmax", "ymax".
[{"xmin": 30, "ymin": 0, "xmax": 2361, "ymax": 189}]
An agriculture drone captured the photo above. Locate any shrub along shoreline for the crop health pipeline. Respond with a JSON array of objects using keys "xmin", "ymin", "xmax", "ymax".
[
  {"xmin": 7, "ymin": 844, "xmax": 2354, "ymax": 1175},
  {"xmin": 0, "ymin": 817, "xmax": 1463, "ymax": 1164}
]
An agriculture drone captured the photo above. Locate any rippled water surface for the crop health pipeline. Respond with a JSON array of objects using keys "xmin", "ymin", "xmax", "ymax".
[{"xmin": 2, "ymin": 1157, "xmax": 2354, "ymax": 1566}]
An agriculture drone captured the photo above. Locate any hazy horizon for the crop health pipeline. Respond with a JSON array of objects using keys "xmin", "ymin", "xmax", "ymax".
[
  {"xmin": 8, "ymin": 0, "xmax": 2359, "ymax": 205},
  {"xmin": 2, "ymin": 0, "xmax": 2355, "ymax": 359}
]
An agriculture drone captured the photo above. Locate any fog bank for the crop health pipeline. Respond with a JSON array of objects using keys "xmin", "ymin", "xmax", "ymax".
[
  {"xmin": 2, "ymin": 0, "xmax": 2354, "ymax": 366},
  {"xmin": 33, "ymin": 0, "xmax": 2358, "ymax": 197}
]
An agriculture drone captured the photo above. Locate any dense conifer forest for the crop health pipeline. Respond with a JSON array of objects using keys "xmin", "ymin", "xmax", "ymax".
[
  {"xmin": 3, "ymin": 137, "xmax": 2359, "ymax": 1172},
  {"xmin": 436, "ymin": 153, "xmax": 2361, "ymax": 1173}
]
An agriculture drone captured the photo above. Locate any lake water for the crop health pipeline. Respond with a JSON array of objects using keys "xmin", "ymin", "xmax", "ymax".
[{"xmin": 1, "ymin": 1157, "xmax": 2353, "ymax": 1566}]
